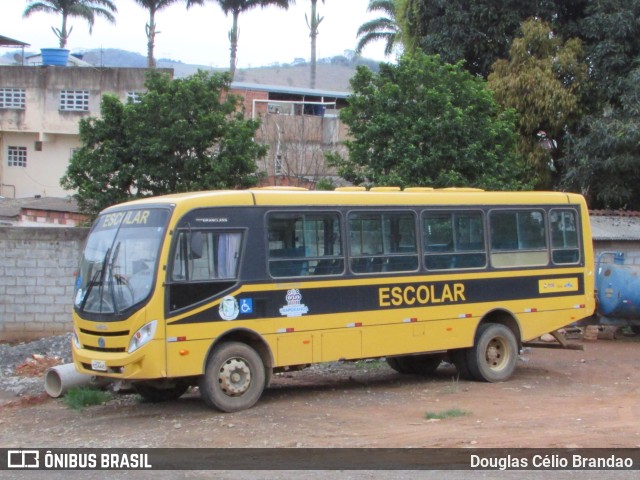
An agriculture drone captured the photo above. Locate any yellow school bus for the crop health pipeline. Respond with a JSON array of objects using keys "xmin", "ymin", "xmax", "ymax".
[{"xmin": 71, "ymin": 187, "xmax": 595, "ymax": 412}]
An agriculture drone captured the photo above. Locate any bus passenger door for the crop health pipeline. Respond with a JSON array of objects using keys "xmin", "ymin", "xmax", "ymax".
[{"xmin": 165, "ymin": 229, "xmax": 243, "ymax": 377}]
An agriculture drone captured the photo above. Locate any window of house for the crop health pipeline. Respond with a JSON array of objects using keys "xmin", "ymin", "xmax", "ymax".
[
  {"xmin": 60, "ymin": 90, "xmax": 89, "ymax": 111},
  {"xmin": 126, "ymin": 91, "xmax": 144, "ymax": 104},
  {"xmin": 0, "ymin": 88, "xmax": 25, "ymax": 109},
  {"xmin": 7, "ymin": 146, "xmax": 27, "ymax": 167},
  {"xmin": 274, "ymin": 154, "xmax": 284, "ymax": 176}
]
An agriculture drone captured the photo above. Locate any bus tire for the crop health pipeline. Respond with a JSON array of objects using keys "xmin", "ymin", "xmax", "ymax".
[
  {"xmin": 465, "ymin": 323, "xmax": 517, "ymax": 382},
  {"xmin": 449, "ymin": 349, "xmax": 473, "ymax": 380},
  {"xmin": 199, "ymin": 342, "xmax": 266, "ymax": 412},
  {"xmin": 134, "ymin": 382, "xmax": 189, "ymax": 402},
  {"xmin": 386, "ymin": 354, "xmax": 442, "ymax": 375}
]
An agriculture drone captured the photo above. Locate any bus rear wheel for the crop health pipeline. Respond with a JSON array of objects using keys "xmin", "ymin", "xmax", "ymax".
[
  {"xmin": 134, "ymin": 382, "xmax": 189, "ymax": 402},
  {"xmin": 386, "ymin": 354, "xmax": 442, "ymax": 375},
  {"xmin": 449, "ymin": 349, "xmax": 473, "ymax": 380},
  {"xmin": 465, "ymin": 323, "xmax": 517, "ymax": 382},
  {"xmin": 199, "ymin": 342, "xmax": 266, "ymax": 412}
]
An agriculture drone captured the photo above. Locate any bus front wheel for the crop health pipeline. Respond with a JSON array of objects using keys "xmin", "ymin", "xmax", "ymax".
[
  {"xmin": 199, "ymin": 342, "xmax": 266, "ymax": 412},
  {"xmin": 465, "ymin": 323, "xmax": 518, "ymax": 382}
]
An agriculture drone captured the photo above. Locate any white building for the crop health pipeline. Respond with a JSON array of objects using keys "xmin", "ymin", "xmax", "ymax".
[
  {"xmin": 1, "ymin": 64, "xmax": 350, "ymax": 199},
  {"xmin": 0, "ymin": 65, "xmax": 170, "ymax": 198}
]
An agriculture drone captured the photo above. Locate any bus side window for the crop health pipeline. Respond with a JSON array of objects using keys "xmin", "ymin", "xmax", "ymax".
[
  {"xmin": 489, "ymin": 210, "xmax": 548, "ymax": 268},
  {"xmin": 267, "ymin": 212, "xmax": 344, "ymax": 278},
  {"xmin": 423, "ymin": 211, "xmax": 486, "ymax": 270},
  {"xmin": 348, "ymin": 212, "xmax": 418, "ymax": 274},
  {"xmin": 172, "ymin": 231, "xmax": 241, "ymax": 281},
  {"xmin": 168, "ymin": 230, "xmax": 242, "ymax": 311}
]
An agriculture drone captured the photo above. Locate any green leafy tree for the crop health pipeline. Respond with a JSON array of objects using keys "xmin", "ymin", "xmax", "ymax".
[
  {"xmin": 396, "ymin": 0, "xmax": 567, "ymax": 78},
  {"xmin": 188, "ymin": 0, "xmax": 293, "ymax": 80},
  {"xmin": 328, "ymin": 52, "xmax": 528, "ymax": 190},
  {"xmin": 577, "ymin": 0, "xmax": 640, "ymax": 109},
  {"xmin": 488, "ymin": 19, "xmax": 587, "ymax": 190},
  {"xmin": 355, "ymin": 0, "xmax": 401, "ymax": 57},
  {"xmin": 561, "ymin": 66, "xmax": 640, "ymax": 210},
  {"xmin": 23, "ymin": 0, "xmax": 117, "ymax": 48},
  {"xmin": 132, "ymin": 0, "xmax": 185, "ymax": 68},
  {"xmin": 61, "ymin": 71, "xmax": 267, "ymax": 216},
  {"xmin": 557, "ymin": 0, "xmax": 640, "ymax": 209}
]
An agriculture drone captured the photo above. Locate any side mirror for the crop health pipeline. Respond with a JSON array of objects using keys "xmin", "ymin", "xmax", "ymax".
[{"xmin": 190, "ymin": 231, "xmax": 203, "ymax": 259}]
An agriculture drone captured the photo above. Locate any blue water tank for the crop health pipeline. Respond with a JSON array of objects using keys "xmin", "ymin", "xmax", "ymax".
[
  {"xmin": 41, "ymin": 48, "xmax": 69, "ymax": 66},
  {"xmin": 596, "ymin": 253, "xmax": 640, "ymax": 321}
]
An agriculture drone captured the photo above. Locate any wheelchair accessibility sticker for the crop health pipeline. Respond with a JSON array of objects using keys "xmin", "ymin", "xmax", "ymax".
[{"xmin": 239, "ymin": 298, "xmax": 253, "ymax": 314}]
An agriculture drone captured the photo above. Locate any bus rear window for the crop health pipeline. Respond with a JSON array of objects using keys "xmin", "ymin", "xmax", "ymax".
[{"xmin": 550, "ymin": 209, "xmax": 580, "ymax": 264}]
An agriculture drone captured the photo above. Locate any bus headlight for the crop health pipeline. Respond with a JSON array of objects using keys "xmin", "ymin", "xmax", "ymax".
[
  {"xmin": 128, "ymin": 320, "xmax": 157, "ymax": 353},
  {"xmin": 72, "ymin": 329, "xmax": 81, "ymax": 350}
]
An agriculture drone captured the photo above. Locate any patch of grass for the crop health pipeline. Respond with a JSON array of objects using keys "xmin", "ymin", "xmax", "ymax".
[
  {"xmin": 63, "ymin": 387, "xmax": 111, "ymax": 410},
  {"xmin": 442, "ymin": 376, "xmax": 461, "ymax": 394},
  {"xmin": 424, "ymin": 408, "xmax": 470, "ymax": 420}
]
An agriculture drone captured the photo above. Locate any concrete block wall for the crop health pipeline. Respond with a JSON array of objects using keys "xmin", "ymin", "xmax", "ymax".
[
  {"xmin": 1, "ymin": 227, "xmax": 638, "ymax": 341},
  {"xmin": 0, "ymin": 226, "xmax": 88, "ymax": 341},
  {"xmin": 594, "ymin": 241, "xmax": 640, "ymax": 266}
]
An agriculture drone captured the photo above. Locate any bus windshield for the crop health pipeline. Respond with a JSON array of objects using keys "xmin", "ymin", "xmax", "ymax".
[{"xmin": 74, "ymin": 208, "xmax": 170, "ymax": 316}]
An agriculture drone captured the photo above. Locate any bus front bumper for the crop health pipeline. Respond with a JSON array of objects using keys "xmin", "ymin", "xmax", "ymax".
[{"xmin": 72, "ymin": 340, "xmax": 165, "ymax": 380}]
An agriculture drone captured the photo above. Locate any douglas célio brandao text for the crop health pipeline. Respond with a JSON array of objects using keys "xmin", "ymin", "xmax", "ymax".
[{"xmin": 470, "ymin": 453, "xmax": 634, "ymax": 470}]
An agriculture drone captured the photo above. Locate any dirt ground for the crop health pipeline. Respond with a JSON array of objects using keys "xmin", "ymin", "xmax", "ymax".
[{"xmin": 0, "ymin": 334, "xmax": 639, "ymax": 450}]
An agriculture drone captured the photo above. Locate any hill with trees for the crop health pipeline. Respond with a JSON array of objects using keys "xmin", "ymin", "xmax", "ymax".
[{"xmin": 0, "ymin": 48, "xmax": 380, "ymax": 91}]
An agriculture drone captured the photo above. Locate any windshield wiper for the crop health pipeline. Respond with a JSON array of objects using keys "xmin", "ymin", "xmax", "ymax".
[{"xmin": 79, "ymin": 246, "xmax": 111, "ymax": 313}]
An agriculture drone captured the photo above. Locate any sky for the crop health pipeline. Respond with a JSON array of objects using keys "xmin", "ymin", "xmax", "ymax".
[{"xmin": 2, "ymin": 0, "xmax": 393, "ymax": 68}]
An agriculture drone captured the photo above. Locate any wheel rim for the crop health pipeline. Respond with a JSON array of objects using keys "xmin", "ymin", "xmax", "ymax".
[
  {"xmin": 218, "ymin": 358, "xmax": 252, "ymax": 397},
  {"xmin": 485, "ymin": 336, "xmax": 510, "ymax": 371}
]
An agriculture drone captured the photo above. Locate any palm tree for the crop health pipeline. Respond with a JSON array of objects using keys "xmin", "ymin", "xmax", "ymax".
[
  {"xmin": 188, "ymin": 1, "xmax": 294, "ymax": 80},
  {"xmin": 355, "ymin": 0, "xmax": 400, "ymax": 57},
  {"xmin": 307, "ymin": 0, "xmax": 323, "ymax": 89},
  {"xmin": 132, "ymin": 0, "xmax": 184, "ymax": 68},
  {"xmin": 23, "ymin": 0, "xmax": 117, "ymax": 49}
]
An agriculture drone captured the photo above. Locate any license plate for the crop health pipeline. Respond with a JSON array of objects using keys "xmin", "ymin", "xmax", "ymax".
[{"xmin": 91, "ymin": 360, "xmax": 107, "ymax": 372}]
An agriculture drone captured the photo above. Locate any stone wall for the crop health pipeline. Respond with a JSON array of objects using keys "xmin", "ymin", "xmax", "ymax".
[{"xmin": 0, "ymin": 227, "xmax": 88, "ymax": 341}]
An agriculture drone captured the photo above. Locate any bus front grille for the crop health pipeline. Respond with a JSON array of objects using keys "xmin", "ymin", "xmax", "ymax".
[
  {"xmin": 83, "ymin": 345, "xmax": 126, "ymax": 353},
  {"xmin": 80, "ymin": 328, "xmax": 130, "ymax": 337}
]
